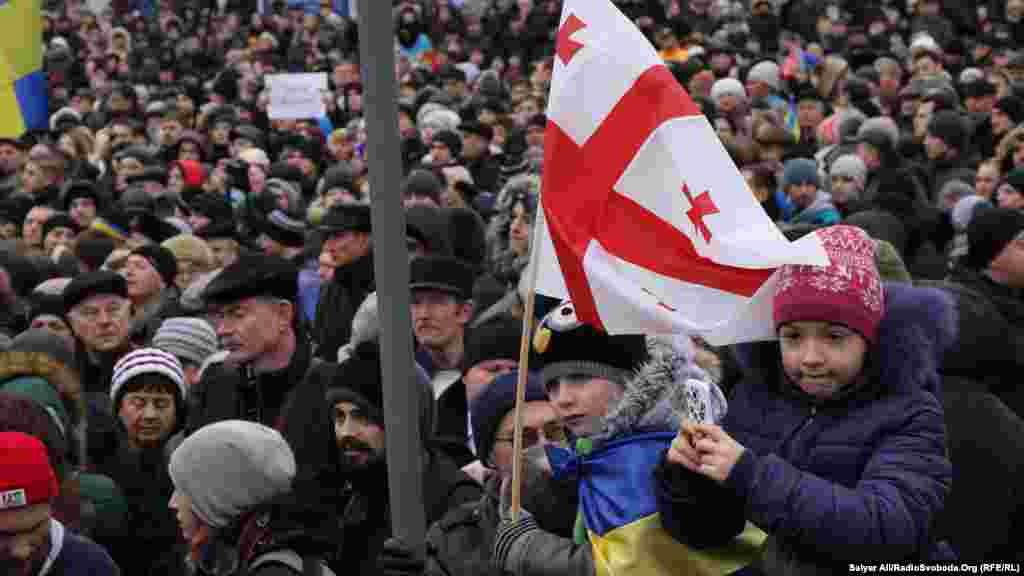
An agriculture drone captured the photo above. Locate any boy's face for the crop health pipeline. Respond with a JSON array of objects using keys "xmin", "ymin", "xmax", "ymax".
[
  {"xmin": 788, "ymin": 182, "xmax": 818, "ymax": 210},
  {"xmin": 779, "ymin": 321, "xmax": 868, "ymax": 399},
  {"xmin": 546, "ymin": 375, "xmax": 623, "ymax": 437}
]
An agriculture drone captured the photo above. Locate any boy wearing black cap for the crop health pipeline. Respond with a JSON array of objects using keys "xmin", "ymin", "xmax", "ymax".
[
  {"xmin": 314, "ymin": 203, "xmax": 375, "ymax": 360},
  {"xmin": 410, "ymin": 256, "xmax": 476, "ymax": 391},
  {"xmin": 122, "ymin": 245, "xmax": 181, "ymax": 343}
]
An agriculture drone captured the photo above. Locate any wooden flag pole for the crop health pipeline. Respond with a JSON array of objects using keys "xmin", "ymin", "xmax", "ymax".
[{"xmin": 511, "ymin": 191, "xmax": 544, "ymax": 520}]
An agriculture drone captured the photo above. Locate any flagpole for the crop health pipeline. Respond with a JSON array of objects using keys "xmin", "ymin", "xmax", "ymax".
[{"xmin": 510, "ymin": 191, "xmax": 544, "ymax": 520}]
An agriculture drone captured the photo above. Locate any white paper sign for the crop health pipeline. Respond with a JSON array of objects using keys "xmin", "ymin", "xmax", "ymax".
[{"xmin": 266, "ymin": 73, "xmax": 328, "ymax": 120}]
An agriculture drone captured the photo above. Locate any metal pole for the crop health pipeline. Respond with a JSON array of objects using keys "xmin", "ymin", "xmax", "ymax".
[{"xmin": 356, "ymin": 0, "xmax": 427, "ymax": 548}]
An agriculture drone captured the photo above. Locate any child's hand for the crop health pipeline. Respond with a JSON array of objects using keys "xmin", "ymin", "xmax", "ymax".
[
  {"xmin": 690, "ymin": 423, "xmax": 746, "ymax": 484},
  {"xmin": 667, "ymin": 419, "xmax": 703, "ymax": 471}
]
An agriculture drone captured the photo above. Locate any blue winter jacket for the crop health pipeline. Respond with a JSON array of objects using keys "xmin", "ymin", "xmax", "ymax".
[{"xmin": 663, "ymin": 284, "xmax": 957, "ymax": 567}]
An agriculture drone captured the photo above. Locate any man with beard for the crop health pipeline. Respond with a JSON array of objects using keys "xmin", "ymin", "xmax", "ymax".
[
  {"xmin": 323, "ymin": 340, "xmax": 481, "ymax": 575},
  {"xmin": 0, "ymin": 432, "xmax": 119, "ymax": 576}
]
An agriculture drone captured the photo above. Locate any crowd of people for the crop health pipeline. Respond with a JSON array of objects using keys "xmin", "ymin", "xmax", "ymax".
[{"xmin": 1, "ymin": 0, "xmax": 1024, "ymax": 573}]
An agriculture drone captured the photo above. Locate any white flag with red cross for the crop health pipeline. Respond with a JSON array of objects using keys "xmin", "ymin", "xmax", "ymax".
[{"xmin": 533, "ymin": 0, "xmax": 830, "ymax": 346}]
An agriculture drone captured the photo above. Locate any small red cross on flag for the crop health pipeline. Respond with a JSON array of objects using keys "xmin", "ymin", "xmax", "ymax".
[
  {"xmin": 556, "ymin": 14, "xmax": 587, "ymax": 66},
  {"xmin": 681, "ymin": 183, "xmax": 719, "ymax": 244},
  {"xmin": 533, "ymin": 0, "xmax": 829, "ymax": 345}
]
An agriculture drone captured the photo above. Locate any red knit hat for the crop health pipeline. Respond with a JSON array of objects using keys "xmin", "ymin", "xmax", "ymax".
[
  {"xmin": 773, "ymin": 225, "xmax": 885, "ymax": 343},
  {"xmin": 0, "ymin": 432, "xmax": 59, "ymax": 510}
]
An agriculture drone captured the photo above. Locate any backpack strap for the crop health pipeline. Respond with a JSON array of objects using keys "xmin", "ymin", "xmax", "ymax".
[{"xmin": 248, "ymin": 549, "xmax": 337, "ymax": 576}]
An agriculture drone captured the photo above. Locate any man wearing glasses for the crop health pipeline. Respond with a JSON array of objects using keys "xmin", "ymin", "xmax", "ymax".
[
  {"xmin": 378, "ymin": 371, "xmax": 575, "ymax": 576},
  {"xmin": 63, "ymin": 270, "xmax": 136, "ymax": 398}
]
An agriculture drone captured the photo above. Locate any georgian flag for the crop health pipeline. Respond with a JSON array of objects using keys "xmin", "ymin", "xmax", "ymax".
[{"xmin": 534, "ymin": 0, "xmax": 829, "ymax": 346}]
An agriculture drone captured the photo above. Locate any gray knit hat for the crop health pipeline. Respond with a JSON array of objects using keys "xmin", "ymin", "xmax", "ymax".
[
  {"xmin": 152, "ymin": 317, "xmax": 218, "ymax": 367},
  {"xmin": 168, "ymin": 420, "xmax": 295, "ymax": 529},
  {"xmin": 830, "ymin": 154, "xmax": 868, "ymax": 189}
]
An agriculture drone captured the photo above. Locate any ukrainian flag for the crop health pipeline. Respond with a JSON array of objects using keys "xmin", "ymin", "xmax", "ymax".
[
  {"xmin": 0, "ymin": 0, "xmax": 47, "ymax": 139},
  {"xmin": 548, "ymin": 432, "xmax": 767, "ymax": 576}
]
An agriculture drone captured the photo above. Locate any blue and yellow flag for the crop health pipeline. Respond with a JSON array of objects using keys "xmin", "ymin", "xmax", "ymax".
[
  {"xmin": 0, "ymin": 0, "xmax": 47, "ymax": 139},
  {"xmin": 549, "ymin": 432, "xmax": 767, "ymax": 576}
]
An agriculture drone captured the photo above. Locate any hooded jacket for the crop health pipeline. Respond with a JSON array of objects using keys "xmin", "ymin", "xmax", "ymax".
[
  {"xmin": 786, "ymin": 190, "xmax": 841, "ymax": 227},
  {"xmin": 662, "ymin": 284, "xmax": 956, "ymax": 569},
  {"xmin": 498, "ymin": 335, "xmax": 721, "ymax": 576}
]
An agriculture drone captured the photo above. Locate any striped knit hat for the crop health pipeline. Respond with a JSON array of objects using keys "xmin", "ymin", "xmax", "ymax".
[
  {"xmin": 110, "ymin": 348, "xmax": 186, "ymax": 410},
  {"xmin": 152, "ymin": 317, "xmax": 219, "ymax": 367}
]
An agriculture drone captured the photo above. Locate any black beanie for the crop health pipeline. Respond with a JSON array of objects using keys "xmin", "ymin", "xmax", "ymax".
[
  {"xmin": 41, "ymin": 213, "xmax": 79, "ymax": 244},
  {"xmin": 533, "ymin": 301, "xmax": 648, "ymax": 389},
  {"xmin": 131, "ymin": 244, "xmax": 178, "ymax": 288},
  {"xmin": 62, "ymin": 270, "xmax": 129, "ymax": 315},
  {"xmin": 325, "ymin": 340, "xmax": 383, "ymax": 424},
  {"xmin": 470, "ymin": 371, "xmax": 547, "ymax": 465},
  {"xmin": 926, "ymin": 110, "xmax": 966, "ymax": 150},
  {"xmin": 462, "ymin": 317, "xmax": 523, "ymax": 373},
  {"xmin": 967, "ymin": 207, "xmax": 1024, "ymax": 269}
]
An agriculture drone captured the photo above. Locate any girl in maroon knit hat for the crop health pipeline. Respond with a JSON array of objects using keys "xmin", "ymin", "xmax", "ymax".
[{"xmin": 661, "ymin": 225, "xmax": 956, "ymax": 568}]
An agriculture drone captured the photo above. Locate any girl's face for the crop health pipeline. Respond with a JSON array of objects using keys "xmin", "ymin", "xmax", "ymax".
[
  {"xmin": 509, "ymin": 201, "xmax": 532, "ymax": 257},
  {"xmin": 779, "ymin": 321, "xmax": 868, "ymax": 400}
]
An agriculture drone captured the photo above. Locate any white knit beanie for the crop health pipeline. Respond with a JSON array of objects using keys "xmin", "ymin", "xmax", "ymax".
[
  {"xmin": 168, "ymin": 420, "xmax": 295, "ymax": 529},
  {"xmin": 747, "ymin": 60, "xmax": 781, "ymax": 91},
  {"xmin": 110, "ymin": 348, "xmax": 186, "ymax": 405},
  {"xmin": 710, "ymin": 78, "xmax": 746, "ymax": 103}
]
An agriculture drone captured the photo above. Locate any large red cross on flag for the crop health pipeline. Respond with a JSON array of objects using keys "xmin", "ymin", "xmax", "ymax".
[{"xmin": 533, "ymin": 0, "xmax": 829, "ymax": 346}]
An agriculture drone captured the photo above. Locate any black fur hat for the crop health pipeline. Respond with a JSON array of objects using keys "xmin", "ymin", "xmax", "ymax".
[{"xmin": 532, "ymin": 301, "xmax": 647, "ymax": 390}]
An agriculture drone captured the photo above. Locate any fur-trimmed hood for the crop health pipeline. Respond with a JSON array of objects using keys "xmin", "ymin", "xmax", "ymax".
[
  {"xmin": 596, "ymin": 334, "xmax": 725, "ymax": 444},
  {"xmin": 732, "ymin": 283, "xmax": 957, "ymax": 399}
]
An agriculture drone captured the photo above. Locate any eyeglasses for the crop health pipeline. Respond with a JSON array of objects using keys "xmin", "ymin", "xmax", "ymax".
[
  {"xmin": 493, "ymin": 421, "xmax": 565, "ymax": 448},
  {"xmin": 72, "ymin": 301, "xmax": 130, "ymax": 322}
]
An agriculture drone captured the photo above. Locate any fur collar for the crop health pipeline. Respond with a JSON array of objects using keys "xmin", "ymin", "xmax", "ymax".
[{"xmin": 597, "ymin": 334, "xmax": 724, "ymax": 443}]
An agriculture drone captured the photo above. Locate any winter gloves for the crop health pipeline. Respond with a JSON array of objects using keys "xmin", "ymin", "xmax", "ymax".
[{"xmin": 492, "ymin": 476, "xmax": 541, "ymax": 574}]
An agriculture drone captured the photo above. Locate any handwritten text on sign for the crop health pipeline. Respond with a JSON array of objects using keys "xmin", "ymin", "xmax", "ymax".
[{"xmin": 266, "ymin": 73, "xmax": 328, "ymax": 120}]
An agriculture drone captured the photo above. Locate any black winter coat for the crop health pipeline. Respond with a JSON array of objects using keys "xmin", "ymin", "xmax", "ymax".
[
  {"xmin": 97, "ymin": 439, "xmax": 186, "ymax": 576},
  {"xmin": 330, "ymin": 448, "xmax": 483, "ymax": 576},
  {"xmin": 314, "ymin": 251, "xmax": 375, "ymax": 360}
]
